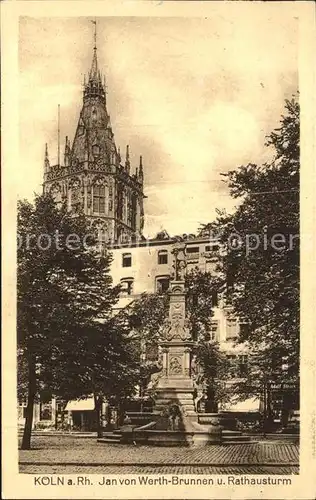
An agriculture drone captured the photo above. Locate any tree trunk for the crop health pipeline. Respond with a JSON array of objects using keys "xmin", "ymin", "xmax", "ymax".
[
  {"xmin": 266, "ymin": 383, "xmax": 274, "ymax": 429},
  {"xmin": 118, "ymin": 399, "xmax": 126, "ymax": 427},
  {"xmin": 21, "ymin": 354, "xmax": 36, "ymax": 450},
  {"xmin": 94, "ymin": 394, "xmax": 103, "ymax": 438},
  {"xmin": 281, "ymin": 408, "xmax": 290, "ymax": 429},
  {"xmin": 105, "ymin": 405, "xmax": 112, "ymax": 430}
]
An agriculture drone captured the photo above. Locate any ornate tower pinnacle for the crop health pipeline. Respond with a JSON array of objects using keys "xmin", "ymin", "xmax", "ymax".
[
  {"xmin": 44, "ymin": 143, "xmax": 50, "ymax": 172},
  {"xmin": 64, "ymin": 136, "xmax": 71, "ymax": 166},
  {"xmin": 125, "ymin": 144, "xmax": 130, "ymax": 174},
  {"xmin": 139, "ymin": 155, "xmax": 144, "ymax": 184}
]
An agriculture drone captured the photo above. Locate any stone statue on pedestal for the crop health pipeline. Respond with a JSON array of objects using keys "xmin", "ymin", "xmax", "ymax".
[{"xmin": 171, "ymin": 243, "xmax": 186, "ymax": 281}]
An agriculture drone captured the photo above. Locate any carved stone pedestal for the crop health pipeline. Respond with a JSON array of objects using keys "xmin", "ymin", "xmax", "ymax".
[{"xmin": 153, "ymin": 279, "xmax": 197, "ymax": 424}]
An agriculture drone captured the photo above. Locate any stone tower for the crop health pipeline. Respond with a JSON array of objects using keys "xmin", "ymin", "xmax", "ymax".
[{"xmin": 43, "ymin": 27, "xmax": 145, "ymax": 244}]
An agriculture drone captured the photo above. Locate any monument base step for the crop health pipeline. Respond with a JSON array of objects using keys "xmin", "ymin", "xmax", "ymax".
[{"xmin": 97, "ymin": 432, "xmax": 122, "ymax": 444}]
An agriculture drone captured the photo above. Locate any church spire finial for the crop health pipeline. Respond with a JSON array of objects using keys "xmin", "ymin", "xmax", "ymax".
[
  {"xmin": 83, "ymin": 19, "xmax": 105, "ymax": 100},
  {"xmin": 92, "ymin": 19, "xmax": 97, "ymax": 50},
  {"xmin": 89, "ymin": 20, "xmax": 99, "ymax": 82}
]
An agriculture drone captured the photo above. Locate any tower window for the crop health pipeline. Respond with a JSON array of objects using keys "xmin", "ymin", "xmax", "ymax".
[
  {"xmin": 92, "ymin": 144, "xmax": 100, "ymax": 157},
  {"xmin": 156, "ymin": 276, "xmax": 170, "ymax": 293},
  {"xmin": 131, "ymin": 194, "xmax": 137, "ymax": 231},
  {"xmin": 93, "ymin": 185, "xmax": 106, "ymax": 214},
  {"xmin": 158, "ymin": 250, "xmax": 168, "ymax": 265},
  {"xmin": 122, "ymin": 253, "xmax": 132, "ymax": 267}
]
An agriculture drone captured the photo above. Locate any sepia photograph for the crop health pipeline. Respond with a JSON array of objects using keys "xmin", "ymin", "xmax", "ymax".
[{"xmin": 2, "ymin": 1, "xmax": 315, "ymax": 498}]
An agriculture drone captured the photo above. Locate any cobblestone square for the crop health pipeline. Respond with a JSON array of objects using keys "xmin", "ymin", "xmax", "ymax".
[{"xmin": 19, "ymin": 434, "xmax": 299, "ymax": 475}]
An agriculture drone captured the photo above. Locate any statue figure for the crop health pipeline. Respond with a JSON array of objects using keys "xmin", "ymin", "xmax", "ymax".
[
  {"xmin": 178, "ymin": 260, "xmax": 186, "ymax": 280},
  {"xmin": 172, "ymin": 243, "xmax": 186, "ymax": 281}
]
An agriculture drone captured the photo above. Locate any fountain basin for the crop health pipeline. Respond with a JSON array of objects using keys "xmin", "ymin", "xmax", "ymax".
[{"xmin": 120, "ymin": 419, "xmax": 222, "ymax": 447}]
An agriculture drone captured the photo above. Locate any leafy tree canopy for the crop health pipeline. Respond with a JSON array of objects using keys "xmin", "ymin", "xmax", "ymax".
[
  {"xmin": 199, "ymin": 96, "xmax": 299, "ymax": 392},
  {"xmin": 18, "ymin": 194, "xmax": 135, "ymax": 446}
]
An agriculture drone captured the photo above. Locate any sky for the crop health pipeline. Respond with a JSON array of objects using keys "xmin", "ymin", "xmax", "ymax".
[{"xmin": 19, "ymin": 13, "xmax": 298, "ymax": 238}]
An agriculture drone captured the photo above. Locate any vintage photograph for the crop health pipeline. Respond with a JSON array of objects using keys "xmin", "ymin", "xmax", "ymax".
[{"xmin": 16, "ymin": 13, "xmax": 299, "ymax": 477}]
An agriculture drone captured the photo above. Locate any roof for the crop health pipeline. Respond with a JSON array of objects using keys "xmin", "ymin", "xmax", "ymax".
[{"xmin": 65, "ymin": 397, "xmax": 95, "ymax": 411}]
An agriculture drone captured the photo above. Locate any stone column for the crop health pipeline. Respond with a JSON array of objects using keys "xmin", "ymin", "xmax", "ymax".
[{"xmin": 153, "ymin": 243, "xmax": 196, "ymax": 422}]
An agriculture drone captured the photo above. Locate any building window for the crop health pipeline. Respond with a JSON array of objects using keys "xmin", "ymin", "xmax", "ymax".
[
  {"xmin": 186, "ymin": 246, "xmax": 199, "ymax": 254},
  {"xmin": 239, "ymin": 321, "xmax": 250, "ymax": 337},
  {"xmin": 120, "ymin": 278, "xmax": 134, "ymax": 296},
  {"xmin": 205, "ymin": 244, "xmax": 220, "ymax": 252},
  {"xmin": 56, "ymin": 401, "xmax": 66, "ymax": 413},
  {"xmin": 226, "ymin": 317, "xmax": 238, "ymax": 340},
  {"xmin": 158, "ymin": 250, "xmax": 168, "ymax": 265},
  {"xmin": 210, "ymin": 320, "xmax": 219, "ymax": 341},
  {"xmin": 70, "ymin": 182, "xmax": 81, "ymax": 210},
  {"xmin": 226, "ymin": 355, "xmax": 238, "ymax": 378},
  {"xmin": 211, "ymin": 291, "xmax": 218, "ymax": 307},
  {"xmin": 238, "ymin": 355, "xmax": 248, "ymax": 377},
  {"xmin": 122, "ymin": 253, "xmax": 132, "ymax": 267},
  {"xmin": 93, "ymin": 185, "xmax": 106, "ymax": 214},
  {"xmin": 18, "ymin": 397, "xmax": 27, "ymax": 418},
  {"xmin": 40, "ymin": 401, "xmax": 52, "ymax": 421},
  {"xmin": 131, "ymin": 194, "xmax": 137, "ymax": 231},
  {"xmin": 156, "ymin": 277, "xmax": 170, "ymax": 294},
  {"xmin": 116, "ymin": 186, "xmax": 124, "ymax": 221}
]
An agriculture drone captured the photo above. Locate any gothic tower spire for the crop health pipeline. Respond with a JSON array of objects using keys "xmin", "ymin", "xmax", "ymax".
[
  {"xmin": 43, "ymin": 21, "xmax": 146, "ymax": 244},
  {"xmin": 83, "ymin": 20, "xmax": 105, "ymax": 101}
]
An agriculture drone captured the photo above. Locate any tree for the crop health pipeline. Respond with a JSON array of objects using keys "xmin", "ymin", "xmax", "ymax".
[
  {"xmin": 117, "ymin": 292, "xmax": 169, "ymax": 400},
  {"xmin": 193, "ymin": 342, "xmax": 231, "ymax": 412},
  {"xmin": 17, "ymin": 193, "xmax": 122, "ymax": 447},
  {"xmin": 200, "ymin": 97, "xmax": 300, "ymax": 422},
  {"xmin": 186, "ymin": 269, "xmax": 230, "ymax": 409}
]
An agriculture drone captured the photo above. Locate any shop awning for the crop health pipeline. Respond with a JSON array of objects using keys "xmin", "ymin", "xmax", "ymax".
[
  {"xmin": 65, "ymin": 397, "xmax": 95, "ymax": 411},
  {"xmin": 222, "ymin": 397, "xmax": 260, "ymax": 413}
]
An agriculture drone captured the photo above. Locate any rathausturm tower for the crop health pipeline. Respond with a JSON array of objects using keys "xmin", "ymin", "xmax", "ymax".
[{"xmin": 43, "ymin": 24, "xmax": 146, "ymax": 244}]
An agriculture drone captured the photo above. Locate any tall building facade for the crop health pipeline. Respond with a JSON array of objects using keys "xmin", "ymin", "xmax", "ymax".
[{"xmin": 43, "ymin": 41, "xmax": 145, "ymax": 244}]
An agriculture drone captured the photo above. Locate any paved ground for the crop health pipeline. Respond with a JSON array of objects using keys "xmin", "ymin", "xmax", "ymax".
[
  {"xmin": 19, "ymin": 435, "xmax": 299, "ymax": 475},
  {"xmin": 20, "ymin": 464, "xmax": 298, "ymax": 474}
]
